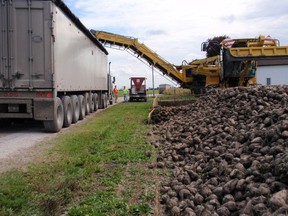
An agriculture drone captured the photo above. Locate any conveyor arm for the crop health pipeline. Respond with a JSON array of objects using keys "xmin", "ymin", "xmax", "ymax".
[
  {"xmin": 92, "ymin": 31, "xmax": 288, "ymax": 90},
  {"xmin": 91, "ymin": 30, "xmax": 188, "ymax": 85}
]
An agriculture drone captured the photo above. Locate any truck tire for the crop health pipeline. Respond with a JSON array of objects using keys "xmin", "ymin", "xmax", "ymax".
[
  {"xmin": 71, "ymin": 95, "xmax": 80, "ymax": 123},
  {"xmin": 78, "ymin": 95, "xmax": 85, "ymax": 120},
  {"xmin": 103, "ymin": 94, "xmax": 108, "ymax": 108},
  {"xmin": 98, "ymin": 94, "xmax": 104, "ymax": 109},
  {"xmin": 99, "ymin": 94, "xmax": 107, "ymax": 109},
  {"xmin": 62, "ymin": 96, "xmax": 73, "ymax": 128},
  {"xmin": 90, "ymin": 93, "xmax": 95, "ymax": 113},
  {"xmin": 43, "ymin": 97, "xmax": 64, "ymax": 132},
  {"xmin": 84, "ymin": 92, "xmax": 90, "ymax": 115},
  {"xmin": 93, "ymin": 93, "xmax": 99, "ymax": 111}
]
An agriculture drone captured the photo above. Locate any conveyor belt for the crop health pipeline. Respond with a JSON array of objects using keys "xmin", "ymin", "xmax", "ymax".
[{"xmin": 92, "ymin": 30, "xmax": 187, "ymax": 85}]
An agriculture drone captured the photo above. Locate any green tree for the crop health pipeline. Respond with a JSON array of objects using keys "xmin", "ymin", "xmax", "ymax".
[{"xmin": 206, "ymin": 35, "xmax": 229, "ymax": 57}]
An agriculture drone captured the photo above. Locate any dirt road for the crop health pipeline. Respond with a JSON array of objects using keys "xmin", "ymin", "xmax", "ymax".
[
  {"xmin": 0, "ymin": 121, "xmax": 54, "ymax": 160},
  {"xmin": 0, "ymin": 120, "xmax": 59, "ymax": 173},
  {"xmin": 0, "ymin": 97, "xmax": 124, "ymax": 172}
]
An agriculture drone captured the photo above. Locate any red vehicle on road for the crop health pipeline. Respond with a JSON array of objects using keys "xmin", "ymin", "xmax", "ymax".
[{"xmin": 129, "ymin": 77, "xmax": 147, "ymax": 102}]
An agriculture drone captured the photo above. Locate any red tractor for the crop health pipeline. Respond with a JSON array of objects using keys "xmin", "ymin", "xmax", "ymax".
[{"xmin": 129, "ymin": 77, "xmax": 147, "ymax": 102}]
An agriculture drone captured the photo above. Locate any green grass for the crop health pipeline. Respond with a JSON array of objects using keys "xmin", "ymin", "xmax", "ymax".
[
  {"xmin": 116, "ymin": 89, "xmax": 158, "ymax": 97},
  {"xmin": 0, "ymin": 102, "xmax": 156, "ymax": 216},
  {"xmin": 146, "ymin": 89, "xmax": 159, "ymax": 95}
]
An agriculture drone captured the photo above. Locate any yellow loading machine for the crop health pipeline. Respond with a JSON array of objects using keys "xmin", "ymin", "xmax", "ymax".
[{"xmin": 92, "ymin": 30, "xmax": 288, "ymax": 93}]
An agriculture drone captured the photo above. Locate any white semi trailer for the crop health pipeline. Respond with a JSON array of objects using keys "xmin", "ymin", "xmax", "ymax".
[{"xmin": 0, "ymin": 0, "xmax": 113, "ymax": 132}]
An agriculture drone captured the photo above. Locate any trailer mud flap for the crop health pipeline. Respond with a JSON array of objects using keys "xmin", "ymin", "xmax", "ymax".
[{"xmin": 34, "ymin": 98, "xmax": 54, "ymax": 120}]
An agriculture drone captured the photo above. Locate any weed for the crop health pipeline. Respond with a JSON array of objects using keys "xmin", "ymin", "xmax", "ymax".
[{"xmin": 0, "ymin": 173, "xmax": 30, "ymax": 214}]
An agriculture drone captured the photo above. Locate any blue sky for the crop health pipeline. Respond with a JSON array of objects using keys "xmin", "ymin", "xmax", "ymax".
[{"xmin": 64, "ymin": 0, "xmax": 288, "ymax": 88}]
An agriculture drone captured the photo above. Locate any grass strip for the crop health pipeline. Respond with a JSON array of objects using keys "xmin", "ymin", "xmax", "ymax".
[{"xmin": 0, "ymin": 102, "xmax": 155, "ymax": 216}]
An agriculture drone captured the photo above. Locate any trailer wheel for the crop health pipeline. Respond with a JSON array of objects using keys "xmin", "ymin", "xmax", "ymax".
[
  {"xmin": 62, "ymin": 96, "xmax": 73, "ymax": 128},
  {"xmin": 43, "ymin": 97, "xmax": 64, "ymax": 132},
  {"xmin": 84, "ymin": 93, "xmax": 90, "ymax": 115},
  {"xmin": 103, "ymin": 94, "xmax": 108, "ymax": 108},
  {"xmin": 93, "ymin": 93, "xmax": 99, "ymax": 111},
  {"xmin": 78, "ymin": 95, "xmax": 85, "ymax": 120},
  {"xmin": 90, "ymin": 93, "xmax": 95, "ymax": 113},
  {"xmin": 71, "ymin": 95, "xmax": 80, "ymax": 123},
  {"xmin": 98, "ymin": 94, "xmax": 104, "ymax": 109},
  {"xmin": 104, "ymin": 94, "xmax": 108, "ymax": 108}
]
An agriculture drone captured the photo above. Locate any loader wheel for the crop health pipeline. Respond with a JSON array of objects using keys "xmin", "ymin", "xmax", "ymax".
[
  {"xmin": 93, "ymin": 93, "xmax": 99, "ymax": 111},
  {"xmin": 62, "ymin": 96, "xmax": 73, "ymax": 128},
  {"xmin": 78, "ymin": 95, "xmax": 85, "ymax": 120},
  {"xmin": 71, "ymin": 95, "xmax": 80, "ymax": 123},
  {"xmin": 43, "ymin": 97, "xmax": 64, "ymax": 132},
  {"xmin": 84, "ymin": 92, "xmax": 90, "ymax": 115}
]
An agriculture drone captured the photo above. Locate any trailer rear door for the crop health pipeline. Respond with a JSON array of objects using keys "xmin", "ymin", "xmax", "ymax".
[{"xmin": 0, "ymin": 0, "xmax": 52, "ymax": 89}]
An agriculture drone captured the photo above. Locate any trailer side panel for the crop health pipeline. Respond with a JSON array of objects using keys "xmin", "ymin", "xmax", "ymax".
[{"xmin": 53, "ymin": 6, "xmax": 108, "ymax": 92}]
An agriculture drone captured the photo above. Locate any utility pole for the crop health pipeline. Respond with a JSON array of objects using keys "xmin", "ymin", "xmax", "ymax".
[
  {"xmin": 152, "ymin": 66, "xmax": 155, "ymax": 97},
  {"xmin": 109, "ymin": 61, "xmax": 111, "ymax": 89},
  {"xmin": 109, "ymin": 62, "xmax": 111, "ymax": 75}
]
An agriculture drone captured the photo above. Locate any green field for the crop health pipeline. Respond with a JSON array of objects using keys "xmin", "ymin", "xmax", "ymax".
[
  {"xmin": 116, "ymin": 89, "xmax": 159, "ymax": 97},
  {"xmin": 0, "ymin": 102, "xmax": 158, "ymax": 216}
]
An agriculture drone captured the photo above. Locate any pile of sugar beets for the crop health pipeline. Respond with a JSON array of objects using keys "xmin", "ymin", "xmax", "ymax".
[{"xmin": 150, "ymin": 86, "xmax": 288, "ymax": 216}]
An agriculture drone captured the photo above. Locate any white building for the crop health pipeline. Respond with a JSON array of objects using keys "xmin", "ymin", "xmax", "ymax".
[
  {"xmin": 256, "ymin": 60, "xmax": 288, "ymax": 85},
  {"xmin": 159, "ymin": 84, "xmax": 172, "ymax": 94}
]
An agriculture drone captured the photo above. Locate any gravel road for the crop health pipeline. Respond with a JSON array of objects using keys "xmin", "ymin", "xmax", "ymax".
[
  {"xmin": 0, "ymin": 121, "xmax": 57, "ymax": 159},
  {"xmin": 0, "ymin": 97, "xmax": 124, "ymax": 172},
  {"xmin": 0, "ymin": 120, "xmax": 58, "ymax": 173}
]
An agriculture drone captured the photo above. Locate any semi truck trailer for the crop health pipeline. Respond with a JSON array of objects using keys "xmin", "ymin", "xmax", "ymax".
[{"xmin": 0, "ymin": 0, "xmax": 113, "ymax": 132}]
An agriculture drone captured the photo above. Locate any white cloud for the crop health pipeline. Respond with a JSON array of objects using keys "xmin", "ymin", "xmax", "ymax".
[{"xmin": 64, "ymin": 0, "xmax": 288, "ymax": 88}]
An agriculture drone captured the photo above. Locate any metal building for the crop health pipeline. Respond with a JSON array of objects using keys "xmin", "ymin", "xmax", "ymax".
[{"xmin": 256, "ymin": 60, "xmax": 288, "ymax": 85}]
